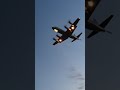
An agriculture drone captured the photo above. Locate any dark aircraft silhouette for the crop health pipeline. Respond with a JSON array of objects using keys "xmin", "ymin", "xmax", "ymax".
[
  {"xmin": 52, "ymin": 18, "xmax": 82, "ymax": 45},
  {"xmin": 85, "ymin": 0, "xmax": 114, "ymax": 38}
]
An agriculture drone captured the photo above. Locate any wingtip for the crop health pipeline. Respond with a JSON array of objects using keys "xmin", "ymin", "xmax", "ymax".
[{"xmin": 78, "ymin": 18, "xmax": 80, "ymax": 20}]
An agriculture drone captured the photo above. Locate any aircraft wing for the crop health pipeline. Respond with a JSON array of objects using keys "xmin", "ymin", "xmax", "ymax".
[
  {"xmin": 87, "ymin": 31, "xmax": 99, "ymax": 38},
  {"xmin": 85, "ymin": 0, "xmax": 101, "ymax": 20},
  {"xmin": 72, "ymin": 18, "xmax": 80, "ymax": 26},
  {"xmin": 53, "ymin": 35, "xmax": 66, "ymax": 45},
  {"xmin": 66, "ymin": 18, "xmax": 80, "ymax": 33}
]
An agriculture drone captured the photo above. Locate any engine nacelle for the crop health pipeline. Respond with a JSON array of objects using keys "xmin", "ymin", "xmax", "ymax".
[
  {"xmin": 64, "ymin": 25, "xmax": 68, "ymax": 30},
  {"xmin": 53, "ymin": 38, "xmax": 57, "ymax": 41},
  {"xmin": 68, "ymin": 21, "xmax": 72, "ymax": 24},
  {"xmin": 56, "ymin": 35, "xmax": 60, "ymax": 38},
  {"xmin": 52, "ymin": 27, "xmax": 65, "ymax": 34}
]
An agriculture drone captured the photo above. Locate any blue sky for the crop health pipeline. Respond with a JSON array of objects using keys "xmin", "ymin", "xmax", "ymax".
[{"xmin": 35, "ymin": 0, "xmax": 85, "ymax": 90}]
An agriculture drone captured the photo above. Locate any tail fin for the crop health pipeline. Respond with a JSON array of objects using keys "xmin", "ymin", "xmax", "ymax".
[{"xmin": 99, "ymin": 15, "xmax": 114, "ymax": 28}]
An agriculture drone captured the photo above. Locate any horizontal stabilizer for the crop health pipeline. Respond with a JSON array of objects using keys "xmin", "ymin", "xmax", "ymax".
[
  {"xmin": 77, "ymin": 32, "xmax": 82, "ymax": 38},
  {"xmin": 71, "ymin": 32, "xmax": 82, "ymax": 42}
]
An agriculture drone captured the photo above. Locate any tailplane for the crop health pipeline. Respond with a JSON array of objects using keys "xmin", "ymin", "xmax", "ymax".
[{"xmin": 71, "ymin": 32, "xmax": 82, "ymax": 42}]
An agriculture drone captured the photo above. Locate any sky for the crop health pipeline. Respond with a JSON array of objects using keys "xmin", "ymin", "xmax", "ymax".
[{"xmin": 35, "ymin": 0, "xmax": 85, "ymax": 90}]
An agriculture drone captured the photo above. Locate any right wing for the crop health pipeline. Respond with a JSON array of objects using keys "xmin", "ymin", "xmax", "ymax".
[
  {"xmin": 70, "ymin": 32, "xmax": 82, "ymax": 39},
  {"xmin": 85, "ymin": 0, "xmax": 101, "ymax": 20},
  {"xmin": 53, "ymin": 35, "xmax": 65, "ymax": 45},
  {"xmin": 87, "ymin": 31, "xmax": 99, "ymax": 38}
]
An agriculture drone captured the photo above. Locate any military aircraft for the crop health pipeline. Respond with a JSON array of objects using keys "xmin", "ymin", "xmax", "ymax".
[
  {"xmin": 52, "ymin": 18, "xmax": 82, "ymax": 45},
  {"xmin": 85, "ymin": 0, "xmax": 114, "ymax": 38}
]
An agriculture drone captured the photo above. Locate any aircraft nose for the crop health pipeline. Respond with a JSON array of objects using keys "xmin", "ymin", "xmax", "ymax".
[{"xmin": 52, "ymin": 27, "xmax": 55, "ymax": 30}]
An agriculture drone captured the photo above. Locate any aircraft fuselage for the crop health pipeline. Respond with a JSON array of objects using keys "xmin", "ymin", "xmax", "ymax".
[
  {"xmin": 59, "ymin": 29, "xmax": 76, "ymax": 43},
  {"xmin": 86, "ymin": 21, "xmax": 105, "ymax": 32},
  {"xmin": 52, "ymin": 18, "xmax": 81, "ymax": 45},
  {"xmin": 52, "ymin": 26, "xmax": 77, "ymax": 43}
]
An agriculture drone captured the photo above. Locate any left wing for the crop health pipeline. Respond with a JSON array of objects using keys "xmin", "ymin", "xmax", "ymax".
[
  {"xmin": 70, "ymin": 32, "xmax": 82, "ymax": 39},
  {"xmin": 87, "ymin": 31, "xmax": 99, "ymax": 38}
]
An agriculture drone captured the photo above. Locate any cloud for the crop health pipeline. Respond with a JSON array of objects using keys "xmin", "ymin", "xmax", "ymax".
[
  {"xmin": 69, "ymin": 73, "xmax": 84, "ymax": 80},
  {"xmin": 78, "ymin": 85, "xmax": 84, "ymax": 90},
  {"xmin": 68, "ymin": 66, "xmax": 85, "ymax": 90},
  {"xmin": 69, "ymin": 66, "xmax": 76, "ymax": 72}
]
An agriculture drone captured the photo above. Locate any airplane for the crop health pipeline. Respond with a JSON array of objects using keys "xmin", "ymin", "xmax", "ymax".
[
  {"xmin": 85, "ymin": 0, "xmax": 114, "ymax": 38},
  {"xmin": 52, "ymin": 18, "xmax": 82, "ymax": 45}
]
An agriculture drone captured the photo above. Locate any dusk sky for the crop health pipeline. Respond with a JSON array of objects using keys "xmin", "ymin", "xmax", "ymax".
[{"xmin": 35, "ymin": 0, "xmax": 85, "ymax": 90}]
